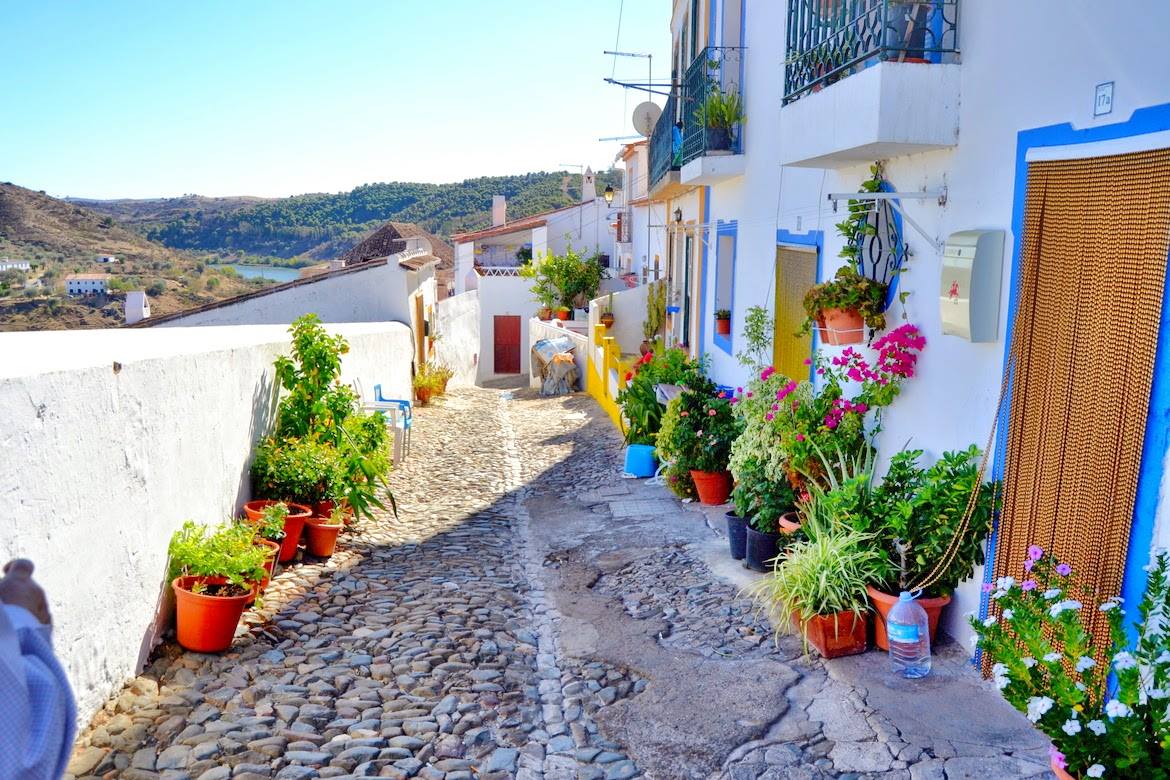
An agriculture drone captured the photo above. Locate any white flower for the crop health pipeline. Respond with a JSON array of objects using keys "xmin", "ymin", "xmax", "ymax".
[
  {"xmin": 1023, "ymin": 657, "xmax": 1037, "ymax": 668},
  {"xmin": 1049, "ymin": 600, "xmax": 1083, "ymax": 618},
  {"xmin": 1062, "ymin": 718, "xmax": 1082, "ymax": 735},
  {"xmin": 1026, "ymin": 696, "xmax": 1054, "ymax": 722},
  {"xmin": 1149, "ymin": 688, "xmax": 1169, "ymax": 699},
  {"xmin": 996, "ymin": 576, "xmax": 1016, "ymax": 591},
  {"xmin": 967, "ymin": 634, "xmax": 979, "ymax": 650},
  {"xmin": 992, "ymin": 663, "xmax": 1010, "ymax": 690},
  {"xmin": 1044, "ymin": 652, "xmax": 1061, "ymax": 663},
  {"xmin": 1105, "ymin": 699, "xmax": 1133, "ymax": 718},
  {"xmin": 1113, "ymin": 651, "xmax": 1138, "ymax": 671},
  {"xmin": 1100, "ymin": 600, "xmax": 1119, "ymax": 612},
  {"xmin": 1086, "ymin": 765, "xmax": 1105, "ymax": 778},
  {"xmin": 1076, "ymin": 656, "xmax": 1096, "ymax": 672},
  {"xmin": 1076, "ymin": 682, "xmax": 1087, "ymax": 691},
  {"xmin": 991, "ymin": 589, "xmax": 1008, "ymax": 600},
  {"xmin": 1087, "ymin": 719, "xmax": 1107, "ymax": 735},
  {"xmin": 1003, "ymin": 609, "xmax": 1014, "ymax": 620},
  {"xmin": 1043, "ymin": 588, "xmax": 1062, "ymax": 600},
  {"xmin": 982, "ymin": 615, "xmax": 998, "ymax": 627}
]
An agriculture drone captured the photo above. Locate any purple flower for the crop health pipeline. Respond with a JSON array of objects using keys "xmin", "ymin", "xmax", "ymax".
[
  {"xmin": 1022, "ymin": 580, "xmax": 1037, "ymax": 591},
  {"xmin": 1028, "ymin": 545, "xmax": 1044, "ymax": 561},
  {"xmin": 1023, "ymin": 559, "xmax": 1034, "ymax": 573},
  {"xmin": 1048, "ymin": 746, "xmax": 1066, "ymax": 771},
  {"xmin": 981, "ymin": 583, "xmax": 994, "ymax": 594},
  {"xmin": 1056, "ymin": 563, "xmax": 1072, "ymax": 577},
  {"xmin": 764, "ymin": 412, "xmax": 774, "ymax": 422}
]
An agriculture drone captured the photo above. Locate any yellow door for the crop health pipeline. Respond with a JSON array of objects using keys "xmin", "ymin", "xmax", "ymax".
[{"xmin": 773, "ymin": 246, "xmax": 817, "ymax": 380}]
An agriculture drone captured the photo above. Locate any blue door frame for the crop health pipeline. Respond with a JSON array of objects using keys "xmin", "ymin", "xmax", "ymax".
[{"xmin": 980, "ymin": 102, "xmax": 1170, "ymax": 653}]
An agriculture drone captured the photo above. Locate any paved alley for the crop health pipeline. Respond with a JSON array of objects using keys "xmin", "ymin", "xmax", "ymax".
[{"xmin": 67, "ymin": 385, "xmax": 1053, "ymax": 780}]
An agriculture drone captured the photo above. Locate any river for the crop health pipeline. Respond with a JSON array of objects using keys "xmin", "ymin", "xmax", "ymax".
[{"xmin": 208, "ymin": 263, "xmax": 302, "ymax": 283}]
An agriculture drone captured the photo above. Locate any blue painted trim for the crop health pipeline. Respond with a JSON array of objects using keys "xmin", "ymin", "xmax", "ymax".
[
  {"xmin": 713, "ymin": 220, "xmax": 738, "ymax": 356},
  {"xmin": 877, "ymin": 179, "xmax": 907, "ymax": 310},
  {"xmin": 698, "ymin": 187, "xmax": 712, "ymax": 359},
  {"xmin": 980, "ymin": 102, "xmax": 1170, "ymax": 661},
  {"xmin": 776, "ymin": 229, "xmax": 825, "ymax": 383}
]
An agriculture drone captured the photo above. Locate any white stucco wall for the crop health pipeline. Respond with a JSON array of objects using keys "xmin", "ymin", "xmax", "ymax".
[
  {"xmin": 590, "ymin": 284, "xmax": 649, "ymax": 356},
  {"xmin": 476, "ymin": 275, "xmax": 537, "ymax": 382},
  {"xmin": 155, "ymin": 261, "xmax": 416, "ymax": 328},
  {"xmin": 433, "ymin": 290, "xmax": 480, "ymax": 387},
  {"xmin": 0, "ymin": 322, "xmax": 413, "ymax": 726}
]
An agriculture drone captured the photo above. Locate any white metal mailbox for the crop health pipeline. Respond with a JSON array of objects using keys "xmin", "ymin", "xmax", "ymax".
[{"xmin": 939, "ymin": 230, "xmax": 1005, "ymax": 342}]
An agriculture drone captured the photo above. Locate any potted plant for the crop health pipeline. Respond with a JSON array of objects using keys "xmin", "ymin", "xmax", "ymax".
[
  {"xmin": 693, "ymin": 86, "xmax": 744, "ymax": 153},
  {"xmin": 714, "ymin": 308, "xmax": 731, "ymax": 336},
  {"xmin": 748, "ymin": 524, "xmax": 885, "ymax": 658},
  {"xmin": 250, "ymin": 437, "xmax": 341, "ymax": 562},
  {"xmin": 304, "ymin": 506, "xmax": 345, "ymax": 558},
  {"xmin": 600, "ymin": 293, "xmax": 616, "ymax": 329},
  {"xmin": 726, "ymin": 484, "xmax": 751, "ymax": 561},
  {"xmin": 168, "ymin": 521, "xmax": 268, "ymax": 653},
  {"xmin": 657, "ymin": 386, "xmax": 740, "ymax": 505},
  {"xmin": 801, "ymin": 266, "xmax": 887, "ymax": 345},
  {"xmin": 617, "ymin": 348, "xmax": 704, "ymax": 478},
  {"xmin": 554, "ymin": 305, "xmax": 572, "ymax": 322},
  {"xmin": 744, "ymin": 479, "xmax": 800, "ymax": 572},
  {"xmin": 247, "ymin": 502, "xmax": 289, "ymax": 591},
  {"xmin": 971, "ymin": 547, "xmax": 1170, "ymax": 780}
]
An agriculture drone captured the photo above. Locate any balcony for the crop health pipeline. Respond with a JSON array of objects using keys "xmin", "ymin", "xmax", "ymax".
[
  {"xmin": 648, "ymin": 94, "xmax": 691, "ymax": 200},
  {"xmin": 679, "ymin": 46, "xmax": 746, "ymax": 186},
  {"xmin": 780, "ymin": 0, "xmax": 960, "ymax": 168}
]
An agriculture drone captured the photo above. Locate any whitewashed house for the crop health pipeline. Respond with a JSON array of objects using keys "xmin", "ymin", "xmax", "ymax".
[
  {"xmin": 65, "ymin": 273, "xmax": 109, "ymax": 296},
  {"xmin": 96, "ymin": 255, "xmax": 120, "ymax": 264},
  {"xmin": 636, "ymin": 0, "xmax": 1170, "ymax": 653},
  {"xmin": 0, "ymin": 259, "xmax": 31, "ymax": 272}
]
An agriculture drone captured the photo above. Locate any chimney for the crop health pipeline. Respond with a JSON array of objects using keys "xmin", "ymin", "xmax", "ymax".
[
  {"xmin": 125, "ymin": 291, "xmax": 151, "ymax": 325},
  {"xmin": 491, "ymin": 195, "xmax": 506, "ymax": 227},
  {"xmin": 582, "ymin": 167, "xmax": 596, "ymax": 203}
]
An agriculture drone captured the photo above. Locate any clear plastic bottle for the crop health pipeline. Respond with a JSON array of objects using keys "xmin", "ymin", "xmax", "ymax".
[{"xmin": 887, "ymin": 591, "xmax": 931, "ymax": 678}]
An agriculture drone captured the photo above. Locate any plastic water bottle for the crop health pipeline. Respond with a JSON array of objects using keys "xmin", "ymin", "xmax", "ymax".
[{"xmin": 887, "ymin": 591, "xmax": 931, "ymax": 678}]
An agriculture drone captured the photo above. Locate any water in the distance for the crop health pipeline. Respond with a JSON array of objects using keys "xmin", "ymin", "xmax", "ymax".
[
  {"xmin": 887, "ymin": 591, "xmax": 932, "ymax": 678},
  {"xmin": 209, "ymin": 263, "xmax": 300, "ymax": 283}
]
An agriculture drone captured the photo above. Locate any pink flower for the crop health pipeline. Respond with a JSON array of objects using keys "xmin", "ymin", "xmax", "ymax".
[
  {"xmin": 1023, "ymin": 559, "xmax": 1034, "ymax": 573},
  {"xmin": 1056, "ymin": 563, "xmax": 1072, "ymax": 577},
  {"xmin": 795, "ymin": 433, "xmax": 805, "ymax": 442},
  {"xmin": 680, "ymin": 411, "xmax": 688, "ymax": 417},
  {"xmin": 708, "ymin": 408, "xmax": 717, "ymax": 416},
  {"xmin": 1028, "ymin": 545, "xmax": 1044, "ymax": 561},
  {"xmin": 746, "ymin": 391, "xmax": 753, "ymax": 398},
  {"xmin": 803, "ymin": 358, "xmax": 812, "ymax": 366},
  {"xmin": 1022, "ymin": 580, "xmax": 1037, "ymax": 591},
  {"xmin": 718, "ymin": 391, "xmax": 726, "ymax": 398},
  {"xmin": 771, "ymin": 403, "xmax": 779, "ymax": 411},
  {"xmin": 1048, "ymin": 747, "xmax": 1066, "ymax": 771},
  {"xmin": 764, "ymin": 412, "xmax": 774, "ymax": 422},
  {"xmin": 736, "ymin": 387, "xmax": 743, "ymax": 393}
]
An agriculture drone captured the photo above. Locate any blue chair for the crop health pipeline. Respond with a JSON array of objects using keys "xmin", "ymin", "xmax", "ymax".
[
  {"xmin": 351, "ymin": 379, "xmax": 412, "ymax": 462},
  {"xmin": 373, "ymin": 384, "xmax": 412, "ymax": 461}
]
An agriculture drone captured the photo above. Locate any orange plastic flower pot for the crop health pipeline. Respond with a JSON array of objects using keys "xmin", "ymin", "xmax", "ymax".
[
  {"xmin": 715, "ymin": 317, "xmax": 731, "ymax": 335},
  {"xmin": 172, "ymin": 576, "xmax": 256, "ymax": 653},
  {"xmin": 276, "ymin": 514, "xmax": 308, "ymax": 562},
  {"xmin": 304, "ymin": 518, "xmax": 342, "ymax": 558},
  {"xmin": 242, "ymin": 499, "xmax": 312, "ymax": 523},
  {"xmin": 867, "ymin": 586, "xmax": 950, "ymax": 651},
  {"xmin": 793, "ymin": 610, "xmax": 868, "ymax": 659},
  {"xmin": 689, "ymin": 469, "xmax": 732, "ymax": 505},
  {"xmin": 817, "ymin": 308, "xmax": 865, "ymax": 346},
  {"xmin": 255, "ymin": 539, "xmax": 280, "ymax": 591}
]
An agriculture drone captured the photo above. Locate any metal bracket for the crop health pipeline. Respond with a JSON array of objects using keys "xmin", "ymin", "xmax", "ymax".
[{"xmin": 827, "ymin": 188, "xmax": 948, "ymax": 253}]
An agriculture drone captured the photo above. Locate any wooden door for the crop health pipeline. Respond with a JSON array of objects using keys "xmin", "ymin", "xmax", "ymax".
[{"xmin": 493, "ymin": 315, "xmax": 521, "ymax": 374}]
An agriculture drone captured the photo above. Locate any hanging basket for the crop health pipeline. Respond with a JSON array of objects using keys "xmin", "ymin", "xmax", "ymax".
[{"xmin": 816, "ymin": 308, "xmax": 865, "ymax": 346}]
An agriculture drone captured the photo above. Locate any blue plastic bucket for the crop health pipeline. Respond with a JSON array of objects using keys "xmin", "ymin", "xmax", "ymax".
[{"xmin": 624, "ymin": 445, "xmax": 657, "ymax": 478}]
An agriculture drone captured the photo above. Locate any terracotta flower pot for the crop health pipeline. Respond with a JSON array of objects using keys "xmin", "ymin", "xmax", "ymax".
[
  {"xmin": 793, "ymin": 609, "xmax": 869, "ymax": 658},
  {"xmin": 600, "ymin": 312, "xmax": 615, "ymax": 329},
  {"xmin": 172, "ymin": 576, "xmax": 257, "ymax": 653},
  {"xmin": 639, "ymin": 340, "xmax": 654, "ymax": 356},
  {"xmin": 255, "ymin": 539, "xmax": 280, "ymax": 591},
  {"xmin": 538, "ymin": 307, "xmax": 552, "ymax": 321},
  {"xmin": 416, "ymin": 386, "xmax": 434, "ymax": 405},
  {"xmin": 555, "ymin": 309, "xmax": 571, "ymax": 321},
  {"xmin": 817, "ymin": 307, "xmax": 865, "ymax": 346},
  {"xmin": 689, "ymin": 469, "xmax": 732, "ymax": 505},
  {"xmin": 867, "ymin": 586, "xmax": 951, "ymax": 651},
  {"xmin": 242, "ymin": 500, "xmax": 312, "ymax": 523},
  {"xmin": 304, "ymin": 518, "xmax": 342, "ymax": 558},
  {"xmin": 778, "ymin": 511, "xmax": 802, "ymax": 534},
  {"xmin": 715, "ymin": 316, "xmax": 731, "ymax": 336}
]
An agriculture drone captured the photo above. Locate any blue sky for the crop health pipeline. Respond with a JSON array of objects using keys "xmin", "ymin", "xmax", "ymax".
[{"xmin": 0, "ymin": 1, "xmax": 670, "ymax": 199}]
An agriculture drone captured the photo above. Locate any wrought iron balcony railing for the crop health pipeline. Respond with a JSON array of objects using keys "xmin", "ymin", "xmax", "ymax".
[
  {"xmin": 681, "ymin": 46, "xmax": 745, "ymax": 165},
  {"xmin": 649, "ymin": 93, "xmax": 680, "ymax": 188},
  {"xmin": 784, "ymin": 0, "xmax": 958, "ymax": 104}
]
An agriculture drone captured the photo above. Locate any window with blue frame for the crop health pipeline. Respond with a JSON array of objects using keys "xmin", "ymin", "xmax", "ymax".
[{"xmin": 714, "ymin": 222, "xmax": 737, "ymax": 353}]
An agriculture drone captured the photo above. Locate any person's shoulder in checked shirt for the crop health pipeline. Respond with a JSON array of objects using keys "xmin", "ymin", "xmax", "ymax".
[{"xmin": 0, "ymin": 602, "xmax": 76, "ymax": 779}]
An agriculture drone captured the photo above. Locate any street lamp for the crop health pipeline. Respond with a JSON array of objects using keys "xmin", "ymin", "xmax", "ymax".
[
  {"xmin": 603, "ymin": 185, "xmax": 615, "ymax": 206},
  {"xmin": 674, "ymin": 207, "xmax": 683, "ymax": 224}
]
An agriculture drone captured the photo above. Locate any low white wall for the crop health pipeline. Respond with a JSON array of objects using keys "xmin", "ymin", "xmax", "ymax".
[
  {"xmin": 477, "ymin": 275, "xmax": 537, "ymax": 382},
  {"xmin": 590, "ymin": 284, "xmax": 648, "ymax": 356},
  {"xmin": 529, "ymin": 318, "xmax": 588, "ymax": 391},
  {"xmin": 153, "ymin": 261, "xmax": 412, "ymax": 328},
  {"xmin": 433, "ymin": 290, "xmax": 480, "ymax": 387},
  {"xmin": 0, "ymin": 322, "xmax": 413, "ymax": 727}
]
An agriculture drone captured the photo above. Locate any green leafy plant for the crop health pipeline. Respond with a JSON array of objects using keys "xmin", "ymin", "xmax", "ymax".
[
  {"xmin": 747, "ymin": 525, "xmax": 887, "ymax": 652},
  {"xmin": 273, "ymin": 314, "xmax": 357, "ymax": 443},
  {"xmin": 253, "ymin": 502, "xmax": 289, "ymax": 542},
  {"xmin": 656, "ymin": 387, "xmax": 741, "ymax": 475},
  {"xmin": 714, "ymin": 308, "xmax": 731, "ymax": 320},
  {"xmin": 736, "ymin": 305, "xmax": 773, "ymax": 372},
  {"xmin": 800, "ymin": 265, "xmax": 888, "ymax": 334},
  {"xmin": 251, "ymin": 437, "xmax": 342, "ymax": 506},
  {"xmin": 972, "ymin": 548, "xmax": 1170, "ymax": 779},
  {"xmin": 693, "ymin": 86, "xmax": 745, "ymax": 130},
  {"xmin": 616, "ymin": 348, "xmax": 706, "ymax": 446},
  {"xmin": 520, "ymin": 246, "xmax": 607, "ymax": 309},
  {"xmin": 643, "ymin": 279, "xmax": 667, "ymax": 342},
  {"xmin": 167, "ymin": 521, "xmax": 268, "ymax": 596},
  {"xmin": 413, "ymin": 361, "xmax": 454, "ymax": 400}
]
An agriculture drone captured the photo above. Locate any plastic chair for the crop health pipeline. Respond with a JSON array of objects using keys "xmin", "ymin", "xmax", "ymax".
[
  {"xmin": 373, "ymin": 384, "xmax": 412, "ymax": 461},
  {"xmin": 351, "ymin": 379, "xmax": 411, "ymax": 462}
]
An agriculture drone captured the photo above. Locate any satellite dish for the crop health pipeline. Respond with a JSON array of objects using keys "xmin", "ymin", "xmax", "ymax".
[{"xmin": 632, "ymin": 102, "xmax": 662, "ymax": 137}]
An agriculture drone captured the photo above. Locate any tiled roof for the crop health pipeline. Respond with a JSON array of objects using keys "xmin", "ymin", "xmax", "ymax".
[
  {"xmin": 340, "ymin": 221, "xmax": 454, "ymax": 270},
  {"xmin": 66, "ymin": 273, "xmax": 110, "ymax": 281}
]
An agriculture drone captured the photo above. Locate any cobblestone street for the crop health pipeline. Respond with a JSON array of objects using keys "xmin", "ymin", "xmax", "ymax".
[{"xmin": 67, "ymin": 385, "xmax": 1054, "ymax": 780}]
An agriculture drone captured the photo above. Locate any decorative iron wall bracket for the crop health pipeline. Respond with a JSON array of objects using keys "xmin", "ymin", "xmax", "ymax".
[{"xmin": 827, "ymin": 188, "xmax": 948, "ymax": 254}]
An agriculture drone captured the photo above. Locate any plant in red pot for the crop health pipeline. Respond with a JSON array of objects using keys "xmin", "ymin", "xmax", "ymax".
[
  {"xmin": 246, "ymin": 502, "xmax": 295, "ymax": 590},
  {"xmin": 747, "ymin": 523, "xmax": 885, "ymax": 659},
  {"xmin": 305, "ymin": 506, "xmax": 345, "ymax": 558},
  {"xmin": 800, "ymin": 265, "xmax": 887, "ymax": 346},
  {"xmin": 250, "ymin": 437, "xmax": 340, "ymax": 562},
  {"xmin": 168, "ymin": 521, "xmax": 268, "ymax": 653},
  {"xmin": 714, "ymin": 308, "xmax": 732, "ymax": 336},
  {"xmin": 656, "ymin": 378, "xmax": 740, "ymax": 506}
]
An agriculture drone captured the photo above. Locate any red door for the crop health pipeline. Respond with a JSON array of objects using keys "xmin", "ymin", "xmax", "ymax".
[{"xmin": 493, "ymin": 315, "xmax": 521, "ymax": 374}]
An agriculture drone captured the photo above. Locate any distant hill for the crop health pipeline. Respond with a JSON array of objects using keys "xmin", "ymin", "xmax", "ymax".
[
  {"xmin": 75, "ymin": 170, "xmax": 622, "ymax": 262},
  {"xmin": 0, "ymin": 183, "xmax": 272, "ymax": 331}
]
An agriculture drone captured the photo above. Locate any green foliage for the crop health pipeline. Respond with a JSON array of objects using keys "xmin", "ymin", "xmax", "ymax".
[
  {"xmin": 523, "ymin": 246, "xmax": 607, "ymax": 309},
  {"xmin": 714, "ymin": 308, "xmax": 731, "ymax": 319},
  {"xmin": 836, "ymin": 163, "xmax": 886, "ymax": 268},
  {"xmin": 801, "ymin": 265, "xmax": 888, "ymax": 333},
  {"xmin": 747, "ymin": 526, "xmax": 887, "ymax": 650},
  {"xmin": 656, "ymin": 387, "xmax": 740, "ymax": 475},
  {"xmin": 693, "ymin": 87, "xmax": 745, "ymax": 130},
  {"xmin": 413, "ymin": 361, "xmax": 454, "ymax": 394},
  {"xmin": 972, "ymin": 549, "xmax": 1170, "ymax": 779},
  {"xmin": 730, "ymin": 370, "xmax": 800, "ymax": 533},
  {"xmin": 617, "ymin": 349, "xmax": 707, "ymax": 446},
  {"xmin": 167, "ymin": 520, "xmax": 268, "ymax": 594},
  {"xmin": 643, "ymin": 280, "xmax": 667, "ymax": 342},
  {"xmin": 253, "ymin": 502, "xmax": 289, "ymax": 542},
  {"xmin": 146, "ymin": 279, "xmax": 167, "ymax": 296},
  {"xmin": 273, "ymin": 315, "xmax": 356, "ymax": 442},
  {"xmin": 736, "ymin": 305, "xmax": 773, "ymax": 371},
  {"xmin": 251, "ymin": 437, "xmax": 342, "ymax": 505}
]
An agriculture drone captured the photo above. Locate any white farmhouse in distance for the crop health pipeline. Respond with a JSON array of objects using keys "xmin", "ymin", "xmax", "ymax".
[
  {"xmin": 0, "ymin": 259, "xmax": 32, "ymax": 272},
  {"xmin": 65, "ymin": 273, "xmax": 109, "ymax": 296},
  {"xmin": 96, "ymin": 255, "xmax": 119, "ymax": 264},
  {"xmin": 124, "ymin": 291, "xmax": 150, "ymax": 325}
]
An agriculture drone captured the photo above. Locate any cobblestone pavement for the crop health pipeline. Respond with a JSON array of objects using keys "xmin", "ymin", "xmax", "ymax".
[{"xmin": 67, "ymin": 384, "xmax": 1053, "ymax": 780}]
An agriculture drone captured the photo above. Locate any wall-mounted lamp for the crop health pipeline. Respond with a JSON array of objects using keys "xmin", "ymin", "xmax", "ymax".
[
  {"xmin": 673, "ymin": 208, "xmax": 683, "ymax": 224},
  {"xmin": 603, "ymin": 185, "xmax": 615, "ymax": 206}
]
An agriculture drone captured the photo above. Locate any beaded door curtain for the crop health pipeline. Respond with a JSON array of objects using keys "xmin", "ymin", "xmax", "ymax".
[{"xmin": 992, "ymin": 148, "xmax": 1170, "ymax": 665}]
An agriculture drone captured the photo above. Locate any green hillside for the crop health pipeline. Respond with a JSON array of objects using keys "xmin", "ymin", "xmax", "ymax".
[{"xmin": 77, "ymin": 170, "xmax": 621, "ymax": 261}]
